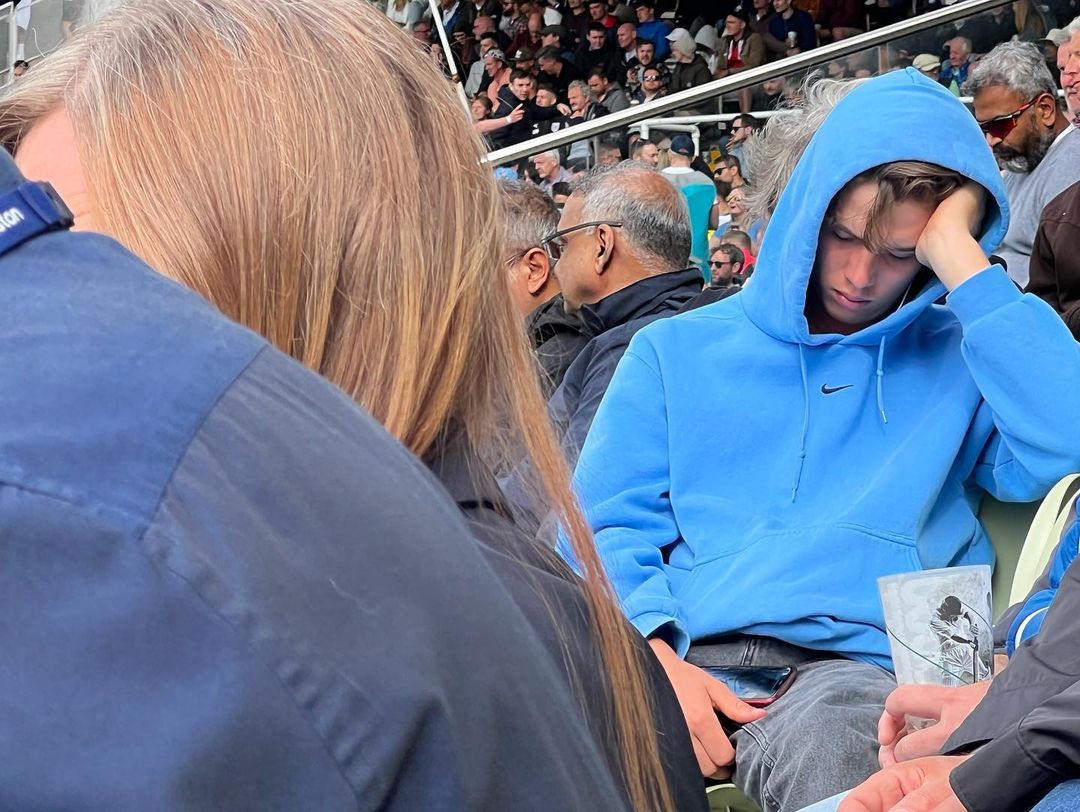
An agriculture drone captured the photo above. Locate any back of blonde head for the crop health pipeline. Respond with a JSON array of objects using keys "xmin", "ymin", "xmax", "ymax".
[{"xmin": 0, "ymin": 2, "xmax": 674, "ymax": 809}]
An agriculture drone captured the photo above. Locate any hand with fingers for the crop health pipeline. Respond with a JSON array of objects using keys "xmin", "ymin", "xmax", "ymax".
[
  {"xmin": 837, "ymin": 755, "xmax": 970, "ymax": 812},
  {"xmin": 648, "ymin": 638, "xmax": 767, "ymax": 778},
  {"xmin": 877, "ymin": 681, "xmax": 990, "ymax": 767}
]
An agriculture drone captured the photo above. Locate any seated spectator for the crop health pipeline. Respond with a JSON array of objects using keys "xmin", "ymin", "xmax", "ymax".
[
  {"xmin": 912, "ymin": 51, "xmax": 941, "ymax": 82},
  {"xmin": 662, "ymin": 135, "xmax": 717, "ymax": 274},
  {"xmin": 720, "ymin": 226, "xmax": 757, "ymax": 272},
  {"xmin": 544, "ymin": 163, "xmax": 704, "ymax": 460},
  {"xmin": 817, "ymin": 0, "xmax": 863, "ymax": 42},
  {"xmin": 532, "ymin": 149, "xmax": 575, "ymax": 195},
  {"xmin": 750, "ymin": 0, "xmax": 775, "ymax": 43},
  {"xmin": 939, "ymin": 36, "xmax": 974, "ymax": 95},
  {"xmin": 550, "ymin": 179, "xmax": 573, "ymax": 203},
  {"xmin": 693, "ymin": 24, "xmax": 721, "ymax": 75},
  {"xmin": 566, "ymin": 79, "xmax": 609, "ymax": 122},
  {"xmin": 587, "ymin": 0, "xmax": 618, "ymax": 29},
  {"xmin": 633, "ymin": 0, "xmax": 672, "ymax": 59},
  {"xmin": 563, "ymin": 71, "xmax": 1080, "ymax": 812},
  {"xmin": 540, "ymin": 23, "xmax": 577, "ymax": 62},
  {"xmin": 484, "ymin": 48, "xmax": 514, "ymax": 102},
  {"xmin": 537, "ymin": 44, "xmax": 582, "ymax": 99},
  {"xmin": 765, "ymin": 0, "xmax": 817, "ymax": 59},
  {"xmin": 667, "ymin": 27, "xmax": 712, "ymax": 93},
  {"xmin": 500, "ymin": 179, "xmax": 592, "ymax": 391},
  {"xmin": 709, "ymin": 243, "xmax": 744, "ymax": 288},
  {"xmin": 630, "ymin": 64, "xmax": 668, "ymax": 103},
  {"xmin": 508, "ymin": 10, "xmax": 543, "ymax": 53},
  {"xmin": 465, "ymin": 32, "xmax": 499, "ymax": 95},
  {"xmin": 577, "ymin": 21, "xmax": 621, "ymax": 80},
  {"xmin": 626, "ymin": 36, "xmax": 656, "ymax": 89},
  {"xmin": 717, "ymin": 6, "xmax": 766, "ymax": 77},
  {"xmin": 564, "ymin": 0, "xmax": 592, "ymax": 46},
  {"xmin": 968, "ymin": 40, "xmax": 1080, "ymax": 287},
  {"xmin": 597, "ymin": 140, "xmax": 624, "ymax": 165},
  {"xmin": 1060, "ymin": 18, "xmax": 1080, "ymax": 121},
  {"xmin": 751, "ymin": 74, "xmax": 786, "ymax": 109},
  {"xmin": 1027, "ymin": 180, "xmax": 1080, "ymax": 338},
  {"xmin": 486, "ymin": 69, "xmax": 563, "ymax": 145},
  {"xmin": 964, "ymin": 4, "xmax": 1018, "ymax": 54},
  {"xmin": 510, "ymin": 44, "xmax": 538, "ymax": 74},
  {"xmin": 2, "ymin": 3, "xmax": 708, "ymax": 810},
  {"xmin": 471, "ymin": 93, "xmax": 494, "ymax": 121},
  {"xmin": 830, "ymin": 502, "xmax": 1080, "ymax": 812},
  {"xmin": 1015, "ymin": 0, "xmax": 1051, "ymax": 42},
  {"xmin": 631, "ymin": 137, "xmax": 661, "ymax": 164},
  {"xmin": 588, "ymin": 67, "xmax": 631, "ymax": 112},
  {"xmin": 615, "ymin": 21, "xmax": 638, "ymax": 66},
  {"xmin": 725, "ymin": 112, "xmax": 762, "ymax": 178}
]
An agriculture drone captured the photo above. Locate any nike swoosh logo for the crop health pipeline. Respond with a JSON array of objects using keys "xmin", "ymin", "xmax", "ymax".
[{"xmin": 821, "ymin": 384, "xmax": 854, "ymax": 395}]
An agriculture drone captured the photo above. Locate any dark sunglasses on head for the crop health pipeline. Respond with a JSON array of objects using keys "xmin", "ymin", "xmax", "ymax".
[
  {"xmin": 539, "ymin": 220, "xmax": 623, "ymax": 262},
  {"xmin": 977, "ymin": 94, "xmax": 1045, "ymax": 140}
]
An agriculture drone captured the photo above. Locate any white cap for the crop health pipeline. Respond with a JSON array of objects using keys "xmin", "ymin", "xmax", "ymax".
[{"xmin": 666, "ymin": 26, "xmax": 696, "ymax": 57}]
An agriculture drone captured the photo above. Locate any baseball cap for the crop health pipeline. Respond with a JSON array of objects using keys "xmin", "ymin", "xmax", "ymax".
[
  {"xmin": 666, "ymin": 26, "xmax": 696, "ymax": 58},
  {"xmin": 912, "ymin": 53, "xmax": 940, "ymax": 72},
  {"xmin": 670, "ymin": 134, "xmax": 695, "ymax": 157},
  {"xmin": 512, "ymin": 47, "xmax": 535, "ymax": 62},
  {"xmin": 1042, "ymin": 28, "xmax": 1070, "ymax": 46},
  {"xmin": 727, "ymin": 4, "xmax": 751, "ymax": 22},
  {"xmin": 540, "ymin": 23, "xmax": 566, "ymax": 36}
]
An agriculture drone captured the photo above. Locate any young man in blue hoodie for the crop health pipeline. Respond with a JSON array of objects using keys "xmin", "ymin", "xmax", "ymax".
[{"xmin": 568, "ymin": 70, "xmax": 1080, "ymax": 811}]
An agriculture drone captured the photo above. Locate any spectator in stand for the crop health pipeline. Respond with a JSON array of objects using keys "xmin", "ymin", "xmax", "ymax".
[
  {"xmin": 508, "ymin": 11, "xmax": 543, "ymax": 54},
  {"xmin": 484, "ymin": 49, "xmax": 514, "ymax": 103},
  {"xmin": 751, "ymin": 75, "xmax": 786, "ymax": 109},
  {"xmin": 486, "ymin": 69, "xmax": 563, "ymax": 145},
  {"xmin": 709, "ymin": 244, "xmax": 744, "ymax": 289},
  {"xmin": 441, "ymin": 0, "xmax": 475, "ymax": 44},
  {"xmin": 751, "ymin": 0, "xmax": 775, "ymax": 43},
  {"xmin": 500, "ymin": 179, "xmax": 592, "ymax": 392},
  {"xmin": 1060, "ymin": 19, "xmax": 1080, "ymax": 121},
  {"xmin": 567, "ymin": 79, "xmax": 609, "ymax": 121},
  {"xmin": 966, "ymin": 4, "xmax": 1018, "ymax": 54},
  {"xmin": 668, "ymin": 28, "xmax": 712, "ymax": 93},
  {"xmin": 632, "ymin": 138, "xmax": 661, "ymax": 165},
  {"xmin": 0, "ymin": 2, "xmax": 709, "ymax": 810},
  {"xmin": 550, "ymin": 180, "xmax": 573, "ymax": 205},
  {"xmin": 721, "ymin": 227, "xmax": 757, "ymax": 273},
  {"xmin": 535, "ymin": 81, "xmax": 559, "ymax": 106},
  {"xmin": 565, "ymin": 71, "xmax": 1080, "ymax": 812},
  {"xmin": 868, "ymin": 0, "xmax": 906, "ymax": 33},
  {"xmin": 474, "ymin": 15, "xmax": 509, "ymax": 50},
  {"xmin": 500, "ymin": 0, "xmax": 528, "ymax": 41},
  {"xmin": 616, "ymin": 22, "xmax": 638, "ymax": 66},
  {"xmin": 533, "ymin": 149, "xmax": 575, "ymax": 195},
  {"xmin": 12, "ymin": 59, "xmax": 29, "ymax": 79},
  {"xmin": 633, "ymin": 0, "xmax": 672, "ymax": 59},
  {"xmin": 631, "ymin": 64, "xmax": 667, "ymax": 103},
  {"xmin": 1015, "ymin": 0, "xmax": 1050, "ymax": 42},
  {"xmin": 662, "ymin": 135, "xmax": 717, "ymax": 275},
  {"xmin": 565, "ymin": 0, "xmax": 592, "ymax": 45},
  {"xmin": 511, "ymin": 46, "xmax": 538, "ymax": 74},
  {"xmin": 725, "ymin": 113, "xmax": 762, "ymax": 178},
  {"xmin": 588, "ymin": 67, "xmax": 631, "ymax": 111},
  {"xmin": 816, "ymin": 0, "xmax": 863, "ymax": 42},
  {"xmin": 912, "ymin": 52, "xmax": 941, "ymax": 82},
  {"xmin": 465, "ymin": 33, "xmax": 498, "ymax": 95},
  {"xmin": 1027, "ymin": 180, "xmax": 1080, "ymax": 338},
  {"xmin": 939, "ymin": 36, "xmax": 974, "ymax": 95},
  {"xmin": 766, "ymin": 0, "xmax": 816, "ymax": 59},
  {"xmin": 537, "ymin": 45, "xmax": 581, "ymax": 99},
  {"xmin": 578, "ymin": 22, "xmax": 621, "ymax": 80},
  {"xmin": 969, "ymin": 41, "xmax": 1080, "ymax": 287},
  {"xmin": 411, "ymin": 17, "xmax": 433, "ymax": 43},
  {"xmin": 716, "ymin": 153, "xmax": 746, "ymax": 193},
  {"xmin": 626, "ymin": 37, "xmax": 656, "ymax": 90},
  {"xmin": 470, "ymin": 0, "xmax": 502, "ymax": 24},
  {"xmin": 598, "ymin": 141, "xmax": 624, "ymax": 165},
  {"xmin": 717, "ymin": 6, "xmax": 766, "ymax": 111},
  {"xmin": 472, "ymin": 94, "xmax": 494, "ymax": 121},
  {"xmin": 540, "ymin": 24, "xmax": 576, "ymax": 63},
  {"xmin": 588, "ymin": 0, "xmax": 618, "ymax": 29},
  {"xmin": 694, "ymin": 25, "xmax": 721, "ymax": 76},
  {"xmin": 544, "ymin": 162, "xmax": 704, "ymax": 460}
]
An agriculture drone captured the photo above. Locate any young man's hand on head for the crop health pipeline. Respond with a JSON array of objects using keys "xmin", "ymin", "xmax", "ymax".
[
  {"xmin": 648, "ymin": 638, "xmax": 766, "ymax": 778},
  {"xmin": 877, "ymin": 681, "xmax": 991, "ymax": 767},
  {"xmin": 837, "ymin": 755, "xmax": 970, "ymax": 812},
  {"xmin": 915, "ymin": 182, "xmax": 989, "ymax": 291}
]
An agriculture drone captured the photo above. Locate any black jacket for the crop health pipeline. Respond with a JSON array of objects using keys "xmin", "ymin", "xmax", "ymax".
[
  {"xmin": 428, "ymin": 439, "xmax": 708, "ymax": 812},
  {"xmin": 492, "ymin": 86, "xmax": 566, "ymax": 147},
  {"xmin": 549, "ymin": 267, "xmax": 704, "ymax": 459},
  {"xmin": 527, "ymin": 294, "xmax": 592, "ymax": 395},
  {"xmin": 669, "ymin": 55, "xmax": 712, "ymax": 94},
  {"xmin": 945, "ymin": 551, "xmax": 1080, "ymax": 811}
]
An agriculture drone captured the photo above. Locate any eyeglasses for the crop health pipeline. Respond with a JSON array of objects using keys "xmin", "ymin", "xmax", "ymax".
[
  {"xmin": 977, "ymin": 94, "xmax": 1046, "ymax": 140},
  {"xmin": 710, "ymin": 260, "xmax": 734, "ymax": 268},
  {"xmin": 539, "ymin": 220, "xmax": 623, "ymax": 262},
  {"xmin": 644, "ymin": 74, "xmax": 661, "ymax": 81}
]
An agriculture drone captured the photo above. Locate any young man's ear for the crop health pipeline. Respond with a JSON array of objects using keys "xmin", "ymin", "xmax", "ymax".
[
  {"xmin": 523, "ymin": 247, "xmax": 551, "ymax": 295},
  {"xmin": 732, "ymin": 260, "xmax": 743, "ymax": 276},
  {"xmin": 593, "ymin": 223, "xmax": 617, "ymax": 276}
]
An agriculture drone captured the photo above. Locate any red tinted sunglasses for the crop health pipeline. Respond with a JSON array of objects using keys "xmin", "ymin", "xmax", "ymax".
[{"xmin": 977, "ymin": 94, "xmax": 1046, "ymax": 140}]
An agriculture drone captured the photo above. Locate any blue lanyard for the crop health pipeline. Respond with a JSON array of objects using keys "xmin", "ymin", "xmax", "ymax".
[{"xmin": 0, "ymin": 181, "xmax": 74, "ymax": 258}]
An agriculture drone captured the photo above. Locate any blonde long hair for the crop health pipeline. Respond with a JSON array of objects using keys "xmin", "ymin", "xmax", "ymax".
[{"xmin": 0, "ymin": 2, "xmax": 674, "ymax": 808}]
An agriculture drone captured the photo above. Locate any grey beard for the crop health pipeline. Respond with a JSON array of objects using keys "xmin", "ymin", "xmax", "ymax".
[{"xmin": 996, "ymin": 126, "xmax": 1056, "ymax": 173}]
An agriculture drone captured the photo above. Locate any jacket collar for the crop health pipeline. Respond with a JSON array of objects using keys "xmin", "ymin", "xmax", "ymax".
[{"xmin": 579, "ymin": 267, "xmax": 702, "ymax": 334}]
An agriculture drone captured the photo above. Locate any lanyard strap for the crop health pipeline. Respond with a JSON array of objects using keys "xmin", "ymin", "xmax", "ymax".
[{"xmin": 0, "ymin": 181, "xmax": 74, "ymax": 258}]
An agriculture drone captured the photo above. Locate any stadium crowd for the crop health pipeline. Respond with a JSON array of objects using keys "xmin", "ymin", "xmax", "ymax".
[{"xmin": 4, "ymin": 0, "xmax": 1080, "ymax": 811}]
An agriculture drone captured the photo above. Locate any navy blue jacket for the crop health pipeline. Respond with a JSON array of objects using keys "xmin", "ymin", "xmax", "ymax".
[
  {"xmin": 0, "ymin": 158, "xmax": 629, "ymax": 810},
  {"xmin": 549, "ymin": 267, "xmax": 704, "ymax": 460}
]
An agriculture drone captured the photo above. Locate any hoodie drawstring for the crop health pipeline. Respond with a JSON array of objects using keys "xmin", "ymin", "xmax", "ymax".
[
  {"xmin": 876, "ymin": 336, "xmax": 889, "ymax": 424},
  {"xmin": 792, "ymin": 345, "xmax": 809, "ymax": 503}
]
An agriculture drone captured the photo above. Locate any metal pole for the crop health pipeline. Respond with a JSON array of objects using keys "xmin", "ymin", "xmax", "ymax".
[
  {"xmin": 427, "ymin": 0, "xmax": 472, "ymax": 115},
  {"xmin": 484, "ymin": 0, "xmax": 1012, "ymax": 165}
]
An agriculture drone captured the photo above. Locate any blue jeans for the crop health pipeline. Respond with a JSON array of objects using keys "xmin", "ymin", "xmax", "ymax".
[{"xmin": 1033, "ymin": 781, "xmax": 1080, "ymax": 811}]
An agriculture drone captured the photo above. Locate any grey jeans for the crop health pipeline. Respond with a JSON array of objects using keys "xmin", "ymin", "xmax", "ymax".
[{"xmin": 687, "ymin": 636, "xmax": 896, "ymax": 812}]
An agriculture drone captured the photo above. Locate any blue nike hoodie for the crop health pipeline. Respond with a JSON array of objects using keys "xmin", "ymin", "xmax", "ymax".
[{"xmin": 570, "ymin": 70, "xmax": 1080, "ymax": 669}]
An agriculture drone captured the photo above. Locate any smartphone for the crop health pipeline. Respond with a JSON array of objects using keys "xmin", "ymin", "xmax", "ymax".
[{"xmin": 701, "ymin": 665, "xmax": 798, "ymax": 707}]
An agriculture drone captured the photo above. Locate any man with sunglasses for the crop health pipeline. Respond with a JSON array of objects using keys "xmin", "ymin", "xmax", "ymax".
[
  {"xmin": 968, "ymin": 41, "xmax": 1080, "ymax": 288},
  {"xmin": 543, "ymin": 162, "xmax": 703, "ymax": 459}
]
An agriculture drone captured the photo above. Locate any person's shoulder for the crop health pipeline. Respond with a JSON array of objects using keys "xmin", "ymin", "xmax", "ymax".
[{"xmin": 1040, "ymin": 179, "xmax": 1080, "ymax": 225}]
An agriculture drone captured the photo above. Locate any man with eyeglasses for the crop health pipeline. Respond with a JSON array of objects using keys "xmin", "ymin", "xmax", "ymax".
[
  {"xmin": 725, "ymin": 113, "xmax": 762, "ymax": 180},
  {"xmin": 630, "ymin": 66, "xmax": 667, "ymax": 104},
  {"xmin": 542, "ymin": 162, "xmax": 704, "ymax": 459},
  {"xmin": 968, "ymin": 41, "xmax": 1080, "ymax": 288}
]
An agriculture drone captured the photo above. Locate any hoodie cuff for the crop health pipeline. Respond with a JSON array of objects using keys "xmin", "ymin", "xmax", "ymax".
[
  {"xmin": 945, "ymin": 265, "xmax": 1021, "ymax": 327},
  {"xmin": 950, "ymin": 730, "xmax": 1060, "ymax": 812},
  {"xmin": 637, "ymin": 614, "xmax": 690, "ymax": 658}
]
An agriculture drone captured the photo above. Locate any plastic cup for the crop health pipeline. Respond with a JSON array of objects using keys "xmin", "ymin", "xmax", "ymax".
[{"xmin": 878, "ymin": 564, "xmax": 994, "ymax": 687}]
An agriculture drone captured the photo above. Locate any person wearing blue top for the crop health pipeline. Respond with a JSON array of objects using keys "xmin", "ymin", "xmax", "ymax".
[
  {"xmin": 633, "ymin": 0, "xmax": 672, "ymax": 59},
  {"xmin": 565, "ymin": 71, "xmax": 1080, "ymax": 811}
]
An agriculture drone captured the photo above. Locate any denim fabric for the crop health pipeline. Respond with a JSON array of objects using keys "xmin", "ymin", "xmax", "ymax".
[
  {"xmin": 688, "ymin": 637, "xmax": 894, "ymax": 812},
  {"xmin": 1032, "ymin": 781, "xmax": 1080, "ymax": 811}
]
